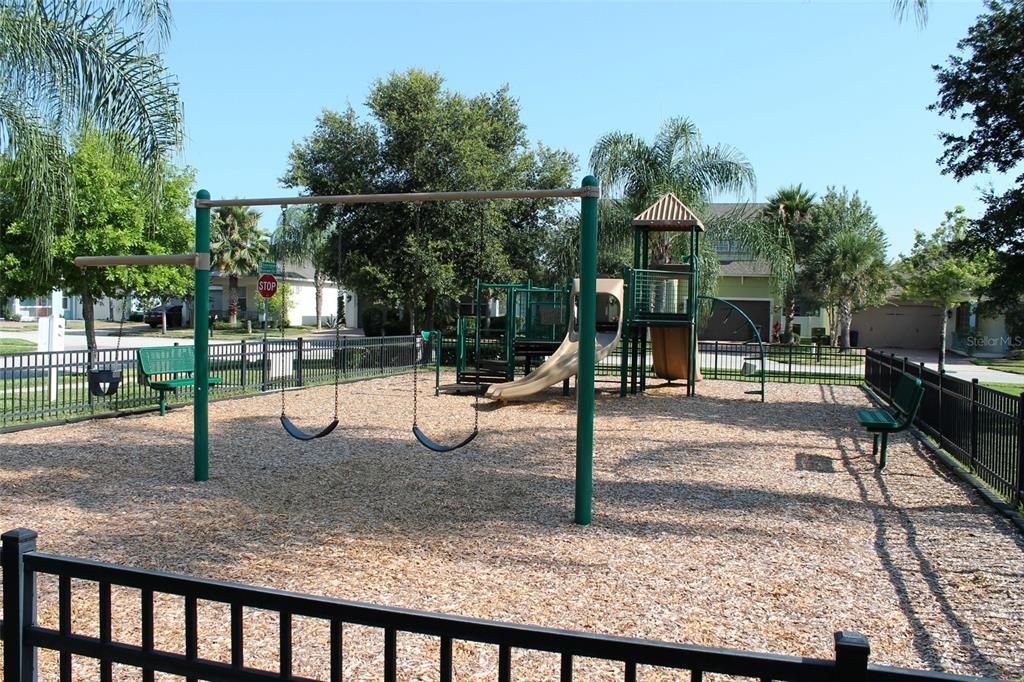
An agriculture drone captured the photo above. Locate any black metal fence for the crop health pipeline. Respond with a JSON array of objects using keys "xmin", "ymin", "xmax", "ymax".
[
  {"xmin": 0, "ymin": 336, "xmax": 418, "ymax": 429},
  {"xmin": 866, "ymin": 350, "xmax": 1024, "ymax": 509},
  {"xmin": 699, "ymin": 341, "xmax": 866, "ymax": 385},
  {"xmin": 0, "ymin": 529, "xmax": 1002, "ymax": 682}
]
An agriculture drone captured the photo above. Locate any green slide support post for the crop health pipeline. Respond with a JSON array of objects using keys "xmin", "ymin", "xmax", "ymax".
[
  {"xmin": 688, "ymin": 229, "xmax": 699, "ymax": 397},
  {"xmin": 575, "ymin": 176, "xmax": 599, "ymax": 525},
  {"xmin": 194, "ymin": 190, "xmax": 212, "ymax": 481},
  {"xmin": 434, "ymin": 330, "xmax": 441, "ymax": 396}
]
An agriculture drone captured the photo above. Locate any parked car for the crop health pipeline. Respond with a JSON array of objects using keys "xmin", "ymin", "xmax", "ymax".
[{"xmin": 144, "ymin": 304, "xmax": 184, "ymax": 328}]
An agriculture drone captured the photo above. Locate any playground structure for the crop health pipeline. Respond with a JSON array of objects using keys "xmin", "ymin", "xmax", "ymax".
[
  {"xmin": 486, "ymin": 278, "xmax": 624, "ymax": 400},
  {"xmin": 454, "ymin": 279, "xmax": 572, "ymax": 386},
  {"xmin": 454, "ymin": 192, "xmax": 765, "ymax": 402}
]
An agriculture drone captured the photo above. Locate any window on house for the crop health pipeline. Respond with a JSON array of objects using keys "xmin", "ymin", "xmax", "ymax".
[{"xmin": 794, "ymin": 298, "xmax": 820, "ymax": 317}]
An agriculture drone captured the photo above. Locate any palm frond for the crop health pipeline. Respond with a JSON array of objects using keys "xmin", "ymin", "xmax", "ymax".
[
  {"xmin": 0, "ymin": 0, "xmax": 181, "ymax": 270},
  {"xmin": 892, "ymin": 0, "xmax": 928, "ymax": 27},
  {"xmin": 675, "ymin": 144, "xmax": 756, "ymax": 202},
  {"xmin": 0, "ymin": 90, "xmax": 71, "ymax": 266}
]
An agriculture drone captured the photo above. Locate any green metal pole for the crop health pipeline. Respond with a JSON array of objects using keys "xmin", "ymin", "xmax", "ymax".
[
  {"xmin": 194, "ymin": 190, "xmax": 211, "ymax": 482},
  {"xmin": 575, "ymin": 175, "xmax": 598, "ymax": 525},
  {"xmin": 689, "ymin": 229, "xmax": 698, "ymax": 397}
]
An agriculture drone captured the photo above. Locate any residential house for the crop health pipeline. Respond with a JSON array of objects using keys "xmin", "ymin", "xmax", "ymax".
[
  {"xmin": 704, "ymin": 203, "xmax": 827, "ymax": 343},
  {"xmin": 3, "ymin": 263, "xmax": 360, "ymax": 330}
]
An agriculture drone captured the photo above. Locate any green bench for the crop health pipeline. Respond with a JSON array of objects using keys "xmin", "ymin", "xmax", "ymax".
[
  {"xmin": 137, "ymin": 346, "xmax": 222, "ymax": 416},
  {"xmin": 857, "ymin": 373, "xmax": 924, "ymax": 469}
]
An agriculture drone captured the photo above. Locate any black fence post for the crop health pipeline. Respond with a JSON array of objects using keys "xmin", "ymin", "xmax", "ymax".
[
  {"xmin": 833, "ymin": 631, "xmax": 870, "ymax": 682},
  {"xmin": 296, "ymin": 337, "xmax": 304, "ymax": 387},
  {"xmin": 787, "ymin": 344, "xmax": 793, "ymax": 383},
  {"xmin": 3, "ymin": 527, "xmax": 39, "ymax": 682},
  {"xmin": 938, "ymin": 369, "xmax": 946, "ymax": 451},
  {"xmin": 379, "ymin": 337, "xmax": 385, "ymax": 375},
  {"xmin": 1017, "ymin": 392, "xmax": 1024, "ymax": 509},
  {"xmin": 889, "ymin": 353, "xmax": 897, "ymax": 397},
  {"xmin": 240, "ymin": 340, "xmax": 248, "ymax": 389},
  {"xmin": 713, "ymin": 340, "xmax": 719, "ymax": 379},
  {"xmin": 970, "ymin": 378, "xmax": 979, "ymax": 472}
]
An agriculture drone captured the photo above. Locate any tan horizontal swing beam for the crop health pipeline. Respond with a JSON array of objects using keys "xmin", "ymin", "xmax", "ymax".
[
  {"xmin": 74, "ymin": 253, "xmax": 210, "ymax": 269},
  {"xmin": 195, "ymin": 186, "xmax": 599, "ymax": 209}
]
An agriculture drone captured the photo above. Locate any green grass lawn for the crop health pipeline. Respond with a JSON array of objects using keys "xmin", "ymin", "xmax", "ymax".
[
  {"xmin": 980, "ymin": 382, "xmax": 1024, "ymax": 396},
  {"xmin": 0, "ymin": 338, "xmax": 36, "ymax": 354},
  {"xmin": 764, "ymin": 346, "xmax": 864, "ymax": 366},
  {"xmin": 971, "ymin": 358, "xmax": 1024, "ymax": 375}
]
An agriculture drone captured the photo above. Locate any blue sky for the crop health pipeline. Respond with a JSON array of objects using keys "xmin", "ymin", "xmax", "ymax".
[{"xmin": 165, "ymin": 0, "xmax": 993, "ymax": 258}]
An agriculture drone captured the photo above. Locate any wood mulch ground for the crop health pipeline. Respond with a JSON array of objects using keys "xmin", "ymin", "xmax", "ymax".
[{"xmin": 1, "ymin": 376, "xmax": 1021, "ymax": 680}]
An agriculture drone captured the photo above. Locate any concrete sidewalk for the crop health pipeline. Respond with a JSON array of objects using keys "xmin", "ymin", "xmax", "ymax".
[{"xmin": 874, "ymin": 348, "xmax": 1024, "ymax": 385}]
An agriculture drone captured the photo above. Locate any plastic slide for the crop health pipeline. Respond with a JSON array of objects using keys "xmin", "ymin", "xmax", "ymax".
[{"xmin": 485, "ymin": 279, "xmax": 624, "ymax": 401}]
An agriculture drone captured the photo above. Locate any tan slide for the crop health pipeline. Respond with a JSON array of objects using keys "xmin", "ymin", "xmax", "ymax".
[{"xmin": 486, "ymin": 279, "xmax": 624, "ymax": 401}]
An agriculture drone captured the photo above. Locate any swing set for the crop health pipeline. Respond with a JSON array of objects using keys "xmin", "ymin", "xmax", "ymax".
[{"xmin": 75, "ymin": 179, "xmax": 602, "ymax": 525}]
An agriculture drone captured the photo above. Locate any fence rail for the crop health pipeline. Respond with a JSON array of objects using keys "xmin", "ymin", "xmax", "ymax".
[
  {"xmin": 866, "ymin": 350, "xmax": 1024, "ymax": 509},
  {"xmin": 1, "ymin": 336, "xmax": 418, "ymax": 429},
  {"xmin": 0, "ymin": 529, "xmax": 1002, "ymax": 682}
]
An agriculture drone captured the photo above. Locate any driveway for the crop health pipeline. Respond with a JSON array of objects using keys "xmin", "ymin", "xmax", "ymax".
[{"xmin": 873, "ymin": 348, "xmax": 1024, "ymax": 384}]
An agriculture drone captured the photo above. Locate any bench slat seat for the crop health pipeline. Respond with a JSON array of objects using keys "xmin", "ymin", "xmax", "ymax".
[
  {"xmin": 860, "ymin": 373, "xmax": 924, "ymax": 469},
  {"xmin": 137, "ymin": 346, "xmax": 222, "ymax": 416},
  {"xmin": 856, "ymin": 408, "xmax": 899, "ymax": 429}
]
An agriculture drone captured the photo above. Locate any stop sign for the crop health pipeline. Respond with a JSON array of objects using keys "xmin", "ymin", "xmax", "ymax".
[{"xmin": 257, "ymin": 274, "xmax": 278, "ymax": 298}]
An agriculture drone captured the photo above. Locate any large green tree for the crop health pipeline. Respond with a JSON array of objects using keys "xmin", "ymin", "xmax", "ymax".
[
  {"xmin": 0, "ymin": 0, "xmax": 183, "ymax": 274},
  {"xmin": 931, "ymin": 0, "xmax": 1023, "ymax": 308},
  {"xmin": 210, "ymin": 206, "xmax": 269, "ymax": 325},
  {"xmin": 802, "ymin": 188, "xmax": 891, "ymax": 350},
  {"xmin": 588, "ymin": 117, "xmax": 757, "ymax": 300},
  {"xmin": 0, "ymin": 130, "xmax": 194, "ymax": 350},
  {"xmin": 897, "ymin": 206, "xmax": 995, "ymax": 371},
  {"xmin": 283, "ymin": 69, "xmax": 574, "ymax": 332}
]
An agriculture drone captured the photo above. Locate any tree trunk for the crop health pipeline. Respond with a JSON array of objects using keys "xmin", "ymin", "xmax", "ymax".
[
  {"xmin": 228, "ymin": 274, "xmax": 239, "ymax": 324},
  {"xmin": 407, "ymin": 304, "xmax": 417, "ymax": 335},
  {"xmin": 939, "ymin": 306, "xmax": 948, "ymax": 373},
  {"xmin": 828, "ymin": 304, "xmax": 839, "ymax": 347},
  {"xmin": 425, "ymin": 292, "xmax": 436, "ymax": 332},
  {"xmin": 81, "ymin": 288, "xmax": 97, "ymax": 352},
  {"xmin": 314, "ymin": 268, "xmax": 325, "ymax": 329},
  {"xmin": 782, "ymin": 293, "xmax": 797, "ymax": 344},
  {"xmin": 161, "ymin": 295, "xmax": 168, "ymax": 335},
  {"xmin": 838, "ymin": 298, "xmax": 853, "ymax": 351}
]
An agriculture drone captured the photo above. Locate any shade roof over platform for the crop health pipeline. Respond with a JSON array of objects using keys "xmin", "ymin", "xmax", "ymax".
[{"xmin": 632, "ymin": 193, "xmax": 705, "ymax": 232}]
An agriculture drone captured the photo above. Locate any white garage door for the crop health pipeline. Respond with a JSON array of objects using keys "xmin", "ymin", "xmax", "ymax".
[{"xmin": 852, "ymin": 304, "xmax": 943, "ymax": 349}]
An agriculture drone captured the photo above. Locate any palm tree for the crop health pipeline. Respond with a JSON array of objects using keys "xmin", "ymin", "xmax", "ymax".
[
  {"xmin": 589, "ymin": 117, "xmax": 756, "ymax": 296},
  {"xmin": 272, "ymin": 206, "xmax": 333, "ymax": 328},
  {"xmin": 0, "ymin": 0, "xmax": 183, "ymax": 273},
  {"xmin": 756, "ymin": 185, "xmax": 816, "ymax": 343},
  {"xmin": 211, "ymin": 206, "xmax": 269, "ymax": 325}
]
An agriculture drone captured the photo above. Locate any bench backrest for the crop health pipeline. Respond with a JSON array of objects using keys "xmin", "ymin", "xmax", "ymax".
[
  {"xmin": 137, "ymin": 346, "xmax": 195, "ymax": 377},
  {"xmin": 891, "ymin": 373, "xmax": 924, "ymax": 426}
]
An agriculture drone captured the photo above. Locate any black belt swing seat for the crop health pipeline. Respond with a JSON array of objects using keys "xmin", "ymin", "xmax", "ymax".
[
  {"xmin": 275, "ymin": 205, "xmax": 343, "ymax": 441},
  {"xmin": 411, "ymin": 331, "xmax": 480, "ymax": 453},
  {"xmin": 413, "ymin": 424, "xmax": 477, "ymax": 453}
]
